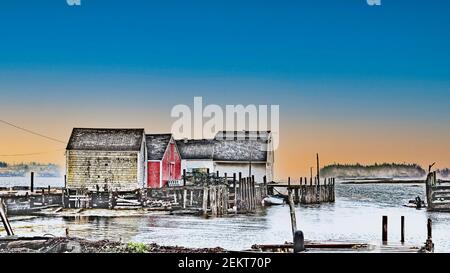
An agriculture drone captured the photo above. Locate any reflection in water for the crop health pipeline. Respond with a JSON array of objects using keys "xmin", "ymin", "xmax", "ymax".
[{"xmin": 9, "ymin": 183, "xmax": 450, "ymax": 252}]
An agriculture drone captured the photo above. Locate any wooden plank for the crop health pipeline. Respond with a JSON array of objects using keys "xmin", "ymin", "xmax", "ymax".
[{"xmin": 0, "ymin": 198, "xmax": 14, "ymax": 236}]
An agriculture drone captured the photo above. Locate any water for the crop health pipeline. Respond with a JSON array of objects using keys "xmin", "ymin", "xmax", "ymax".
[
  {"xmin": 0, "ymin": 177, "xmax": 64, "ymax": 188},
  {"xmin": 6, "ymin": 183, "xmax": 450, "ymax": 252}
]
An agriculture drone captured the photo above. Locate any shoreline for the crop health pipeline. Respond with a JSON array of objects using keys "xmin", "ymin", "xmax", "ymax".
[{"xmin": 340, "ymin": 180, "xmax": 425, "ymax": 185}]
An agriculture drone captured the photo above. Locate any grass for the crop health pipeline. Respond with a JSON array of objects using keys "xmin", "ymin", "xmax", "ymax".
[{"xmin": 126, "ymin": 242, "xmax": 149, "ymax": 253}]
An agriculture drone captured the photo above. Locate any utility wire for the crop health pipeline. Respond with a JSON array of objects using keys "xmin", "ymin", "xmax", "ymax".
[
  {"xmin": 0, "ymin": 149, "xmax": 65, "ymax": 157},
  {"xmin": 0, "ymin": 119, "xmax": 66, "ymax": 144}
]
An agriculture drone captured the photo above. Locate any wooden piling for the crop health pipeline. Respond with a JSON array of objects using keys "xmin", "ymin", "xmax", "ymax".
[
  {"xmin": 251, "ymin": 176, "xmax": 256, "ymax": 211},
  {"xmin": 211, "ymin": 186, "xmax": 217, "ymax": 215},
  {"xmin": 183, "ymin": 189, "xmax": 187, "ymax": 209},
  {"xmin": 425, "ymin": 218, "xmax": 434, "ymax": 252},
  {"xmin": 263, "ymin": 175, "xmax": 267, "ymax": 196},
  {"xmin": 0, "ymin": 198, "xmax": 14, "ymax": 236},
  {"xmin": 246, "ymin": 177, "xmax": 250, "ymax": 211},
  {"xmin": 202, "ymin": 187, "xmax": 208, "ymax": 215},
  {"xmin": 287, "ymin": 188, "xmax": 297, "ymax": 237},
  {"xmin": 316, "ymin": 153, "xmax": 320, "ymax": 185},
  {"xmin": 382, "ymin": 216, "xmax": 388, "ymax": 242},
  {"xmin": 401, "ymin": 216, "xmax": 405, "ymax": 243},
  {"xmin": 30, "ymin": 172, "xmax": 34, "ymax": 192},
  {"xmin": 427, "ymin": 218, "xmax": 432, "ymax": 240},
  {"xmin": 233, "ymin": 173, "xmax": 237, "ymax": 210}
]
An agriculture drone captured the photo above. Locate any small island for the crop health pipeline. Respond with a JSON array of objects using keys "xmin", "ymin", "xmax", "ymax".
[{"xmin": 320, "ymin": 163, "xmax": 450, "ymax": 184}]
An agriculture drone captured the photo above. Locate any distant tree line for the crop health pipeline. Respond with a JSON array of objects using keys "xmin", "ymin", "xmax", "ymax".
[
  {"xmin": 320, "ymin": 163, "xmax": 427, "ymax": 178},
  {"xmin": 0, "ymin": 162, "xmax": 61, "ymax": 177},
  {"xmin": 437, "ymin": 168, "xmax": 450, "ymax": 178}
]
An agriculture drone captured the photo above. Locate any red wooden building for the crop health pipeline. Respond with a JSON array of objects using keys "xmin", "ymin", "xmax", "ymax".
[{"xmin": 146, "ymin": 134, "xmax": 181, "ymax": 188}]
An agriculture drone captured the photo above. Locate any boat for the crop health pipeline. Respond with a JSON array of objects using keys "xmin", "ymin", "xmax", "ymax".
[
  {"xmin": 404, "ymin": 197, "xmax": 426, "ymax": 209},
  {"xmin": 262, "ymin": 195, "xmax": 285, "ymax": 206}
]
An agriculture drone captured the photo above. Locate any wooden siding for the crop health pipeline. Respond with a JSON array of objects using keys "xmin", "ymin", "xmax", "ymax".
[
  {"xmin": 66, "ymin": 150, "xmax": 140, "ymax": 191},
  {"xmin": 161, "ymin": 142, "xmax": 182, "ymax": 187},
  {"xmin": 147, "ymin": 161, "xmax": 161, "ymax": 188}
]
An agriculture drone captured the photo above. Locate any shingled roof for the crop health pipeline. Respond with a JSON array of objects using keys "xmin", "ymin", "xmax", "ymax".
[
  {"xmin": 146, "ymin": 134, "xmax": 173, "ymax": 160},
  {"xmin": 215, "ymin": 131, "xmax": 271, "ymax": 141},
  {"xmin": 175, "ymin": 138, "xmax": 268, "ymax": 162},
  {"xmin": 66, "ymin": 128, "xmax": 145, "ymax": 151},
  {"xmin": 175, "ymin": 139, "xmax": 215, "ymax": 160},
  {"xmin": 213, "ymin": 139, "xmax": 268, "ymax": 162}
]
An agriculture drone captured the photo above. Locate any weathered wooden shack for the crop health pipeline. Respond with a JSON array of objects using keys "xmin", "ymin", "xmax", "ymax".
[
  {"xmin": 213, "ymin": 131, "xmax": 274, "ymax": 183},
  {"xmin": 175, "ymin": 131, "xmax": 274, "ymax": 183},
  {"xmin": 66, "ymin": 128, "xmax": 147, "ymax": 192},
  {"xmin": 175, "ymin": 139, "xmax": 215, "ymax": 174},
  {"xmin": 146, "ymin": 134, "xmax": 182, "ymax": 188}
]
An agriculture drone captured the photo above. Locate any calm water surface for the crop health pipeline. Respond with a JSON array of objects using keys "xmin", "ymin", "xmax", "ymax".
[{"xmin": 7, "ymin": 183, "xmax": 450, "ymax": 252}]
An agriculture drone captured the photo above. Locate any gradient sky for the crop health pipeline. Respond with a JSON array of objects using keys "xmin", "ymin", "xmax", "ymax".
[{"xmin": 1, "ymin": 0, "xmax": 450, "ymax": 179}]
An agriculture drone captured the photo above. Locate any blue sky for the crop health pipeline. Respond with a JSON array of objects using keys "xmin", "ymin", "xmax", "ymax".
[
  {"xmin": 1, "ymin": 0, "xmax": 449, "ymax": 79},
  {"xmin": 1, "ymin": 0, "xmax": 450, "ymax": 174}
]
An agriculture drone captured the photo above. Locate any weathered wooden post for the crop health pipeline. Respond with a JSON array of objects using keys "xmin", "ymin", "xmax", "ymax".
[
  {"xmin": 183, "ymin": 189, "xmax": 187, "ymax": 209},
  {"xmin": 425, "ymin": 218, "xmax": 434, "ymax": 252},
  {"xmin": 293, "ymin": 230, "xmax": 305, "ymax": 253},
  {"xmin": 183, "ymin": 169, "xmax": 186, "ymax": 186},
  {"xmin": 248, "ymin": 177, "xmax": 252, "ymax": 211},
  {"xmin": 0, "ymin": 198, "xmax": 14, "ymax": 236},
  {"xmin": 212, "ymin": 186, "xmax": 218, "ymax": 215},
  {"xmin": 316, "ymin": 153, "xmax": 320, "ymax": 185},
  {"xmin": 41, "ymin": 188, "xmax": 45, "ymax": 205},
  {"xmin": 202, "ymin": 187, "xmax": 208, "ymax": 215},
  {"xmin": 244, "ymin": 177, "xmax": 250, "ymax": 212},
  {"xmin": 64, "ymin": 174, "xmax": 67, "ymax": 189},
  {"xmin": 30, "ymin": 171, "xmax": 34, "ymax": 193},
  {"xmin": 48, "ymin": 185, "xmax": 51, "ymax": 194},
  {"xmin": 401, "ymin": 216, "xmax": 405, "ymax": 243},
  {"xmin": 427, "ymin": 218, "xmax": 432, "ymax": 240},
  {"xmin": 263, "ymin": 175, "xmax": 267, "ymax": 197},
  {"xmin": 233, "ymin": 173, "xmax": 237, "ymax": 211},
  {"xmin": 251, "ymin": 175, "xmax": 255, "ymax": 210},
  {"xmin": 287, "ymin": 187, "xmax": 297, "ymax": 237},
  {"xmin": 382, "ymin": 216, "xmax": 388, "ymax": 243}
]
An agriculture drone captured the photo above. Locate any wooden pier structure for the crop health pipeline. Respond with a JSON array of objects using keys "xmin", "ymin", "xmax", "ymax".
[
  {"xmin": 426, "ymin": 171, "xmax": 450, "ymax": 211},
  {"xmin": 0, "ymin": 166, "xmax": 335, "ymax": 216},
  {"xmin": 267, "ymin": 177, "xmax": 335, "ymax": 204}
]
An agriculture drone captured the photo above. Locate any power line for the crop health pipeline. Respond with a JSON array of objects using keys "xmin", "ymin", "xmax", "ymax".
[
  {"xmin": 0, "ymin": 149, "xmax": 65, "ymax": 157},
  {"xmin": 0, "ymin": 119, "xmax": 66, "ymax": 144}
]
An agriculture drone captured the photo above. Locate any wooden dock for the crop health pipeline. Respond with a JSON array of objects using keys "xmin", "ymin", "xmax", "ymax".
[
  {"xmin": 426, "ymin": 171, "xmax": 450, "ymax": 211},
  {"xmin": 267, "ymin": 177, "xmax": 335, "ymax": 204}
]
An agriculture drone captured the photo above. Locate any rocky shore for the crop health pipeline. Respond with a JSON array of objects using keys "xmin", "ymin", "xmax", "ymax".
[{"xmin": 0, "ymin": 236, "xmax": 227, "ymax": 253}]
